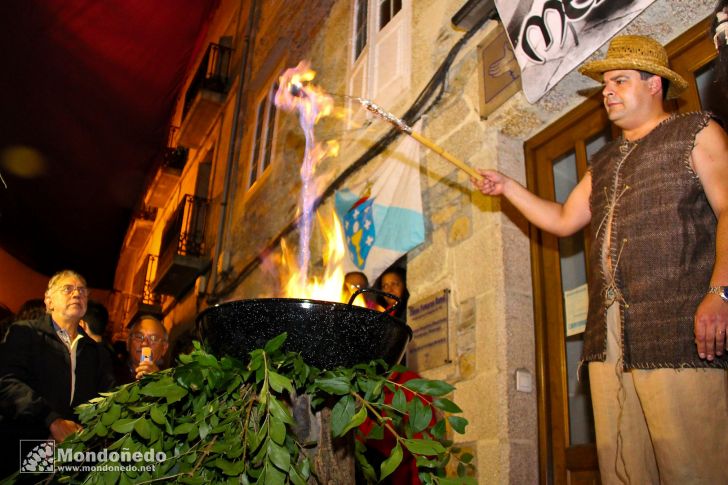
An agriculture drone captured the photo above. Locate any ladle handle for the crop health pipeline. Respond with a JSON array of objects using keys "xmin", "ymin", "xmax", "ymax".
[{"xmin": 347, "ymin": 288, "xmax": 401, "ymax": 315}]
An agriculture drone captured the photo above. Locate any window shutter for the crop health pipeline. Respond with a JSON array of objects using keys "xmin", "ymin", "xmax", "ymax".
[
  {"xmin": 348, "ymin": 53, "xmax": 369, "ymax": 127},
  {"xmin": 371, "ymin": 1, "xmax": 410, "ymax": 107}
]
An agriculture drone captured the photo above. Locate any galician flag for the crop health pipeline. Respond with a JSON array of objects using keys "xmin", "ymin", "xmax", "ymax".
[{"xmin": 334, "ymin": 123, "xmax": 425, "ymax": 281}]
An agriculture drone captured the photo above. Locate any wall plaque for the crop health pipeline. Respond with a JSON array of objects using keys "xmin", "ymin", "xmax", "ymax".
[
  {"xmin": 406, "ymin": 289, "xmax": 450, "ymax": 372},
  {"xmin": 478, "ymin": 22, "xmax": 522, "ymax": 118}
]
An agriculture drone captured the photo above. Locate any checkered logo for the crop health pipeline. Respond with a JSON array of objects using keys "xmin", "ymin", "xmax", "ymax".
[{"xmin": 20, "ymin": 440, "xmax": 55, "ymax": 473}]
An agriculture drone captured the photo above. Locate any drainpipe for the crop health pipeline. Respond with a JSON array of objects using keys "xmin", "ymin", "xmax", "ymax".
[{"xmin": 207, "ymin": 0, "xmax": 259, "ymax": 301}]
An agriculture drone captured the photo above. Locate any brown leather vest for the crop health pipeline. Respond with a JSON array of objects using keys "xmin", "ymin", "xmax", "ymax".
[{"xmin": 583, "ymin": 112, "xmax": 727, "ymax": 369}]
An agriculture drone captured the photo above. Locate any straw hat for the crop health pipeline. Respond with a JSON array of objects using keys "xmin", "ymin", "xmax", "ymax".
[{"xmin": 579, "ymin": 35, "xmax": 687, "ymax": 99}]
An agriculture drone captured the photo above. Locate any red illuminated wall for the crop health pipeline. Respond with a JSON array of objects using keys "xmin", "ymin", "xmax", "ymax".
[
  {"xmin": 0, "ymin": 249, "xmax": 112, "ymax": 313},
  {"xmin": 0, "ymin": 248, "xmax": 48, "ymax": 313}
]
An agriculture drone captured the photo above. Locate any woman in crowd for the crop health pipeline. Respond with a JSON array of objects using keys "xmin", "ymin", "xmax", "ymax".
[{"xmin": 377, "ymin": 267, "xmax": 409, "ymax": 321}]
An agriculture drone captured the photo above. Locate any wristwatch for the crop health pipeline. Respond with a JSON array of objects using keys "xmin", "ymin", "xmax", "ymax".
[{"xmin": 708, "ymin": 286, "xmax": 728, "ymax": 302}]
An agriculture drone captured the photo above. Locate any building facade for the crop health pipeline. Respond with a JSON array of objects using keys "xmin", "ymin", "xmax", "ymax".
[{"xmin": 109, "ymin": 0, "xmax": 721, "ymax": 482}]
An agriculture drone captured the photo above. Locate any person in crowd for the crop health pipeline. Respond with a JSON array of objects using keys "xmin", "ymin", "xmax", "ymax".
[
  {"xmin": 0, "ymin": 304, "xmax": 13, "ymax": 342},
  {"xmin": 472, "ymin": 34, "xmax": 728, "ymax": 483},
  {"xmin": 115, "ymin": 315, "xmax": 169, "ymax": 384},
  {"xmin": 343, "ymin": 271, "xmax": 368, "ymax": 300},
  {"xmin": 14, "ymin": 298, "xmax": 46, "ymax": 322},
  {"xmin": 377, "ymin": 267, "xmax": 409, "ymax": 321},
  {"xmin": 343, "ymin": 271, "xmax": 382, "ymax": 310},
  {"xmin": 79, "ymin": 300, "xmax": 115, "ymax": 364},
  {"xmin": 78, "ymin": 300, "xmax": 108, "ymax": 343},
  {"xmin": 358, "ymin": 369, "xmax": 430, "ymax": 484},
  {"xmin": 0, "ymin": 270, "xmax": 115, "ymax": 478}
]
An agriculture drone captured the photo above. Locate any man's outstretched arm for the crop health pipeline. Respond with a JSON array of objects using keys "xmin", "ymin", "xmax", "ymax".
[{"xmin": 472, "ymin": 168, "xmax": 592, "ymax": 237}]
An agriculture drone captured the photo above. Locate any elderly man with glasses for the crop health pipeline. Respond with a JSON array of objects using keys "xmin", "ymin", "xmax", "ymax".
[
  {"xmin": 115, "ymin": 315, "xmax": 169, "ymax": 384},
  {"xmin": 0, "ymin": 270, "xmax": 115, "ymax": 478}
]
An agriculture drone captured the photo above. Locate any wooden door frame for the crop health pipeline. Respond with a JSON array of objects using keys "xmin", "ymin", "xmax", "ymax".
[{"xmin": 525, "ymin": 97, "xmax": 607, "ymax": 483}]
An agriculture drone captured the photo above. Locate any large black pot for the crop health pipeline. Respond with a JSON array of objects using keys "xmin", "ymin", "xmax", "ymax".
[{"xmin": 196, "ymin": 296, "xmax": 412, "ymax": 369}]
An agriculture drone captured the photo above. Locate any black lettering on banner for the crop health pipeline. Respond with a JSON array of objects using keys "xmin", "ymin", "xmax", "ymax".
[{"xmin": 520, "ymin": 0, "xmax": 605, "ymax": 64}]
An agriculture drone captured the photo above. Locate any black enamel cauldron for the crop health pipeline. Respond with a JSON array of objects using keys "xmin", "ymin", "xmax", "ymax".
[{"xmin": 196, "ymin": 295, "xmax": 412, "ymax": 369}]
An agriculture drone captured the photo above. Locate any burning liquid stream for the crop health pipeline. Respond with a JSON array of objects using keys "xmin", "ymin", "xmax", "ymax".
[{"xmin": 275, "ymin": 61, "xmax": 335, "ymax": 290}]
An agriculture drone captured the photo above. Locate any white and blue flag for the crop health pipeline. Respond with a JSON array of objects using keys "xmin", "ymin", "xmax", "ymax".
[{"xmin": 335, "ymin": 124, "xmax": 425, "ymax": 281}]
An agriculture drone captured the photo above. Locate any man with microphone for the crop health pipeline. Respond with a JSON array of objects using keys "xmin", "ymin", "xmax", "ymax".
[{"xmin": 115, "ymin": 315, "xmax": 169, "ymax": 384}]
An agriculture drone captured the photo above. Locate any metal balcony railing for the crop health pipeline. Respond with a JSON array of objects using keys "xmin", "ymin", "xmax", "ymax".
[
  {"xmin": 160, "ymin": 195, "xmax": 209, "ymax": 261},
  {"xmin": 132, "ymin": 254, "xmax": 162, "ymax": 306},
  {"xmin": 183, "ymin": 43, "xmax": 233, "ymax": 118},
  {"xmin": 154, "ymin": 195, "xmax": 210, "ymax": 297}
]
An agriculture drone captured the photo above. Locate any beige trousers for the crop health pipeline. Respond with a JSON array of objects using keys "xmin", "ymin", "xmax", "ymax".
[{"xmin": 588, "ymin": 303, "xmax": 728, "ymax": 485}]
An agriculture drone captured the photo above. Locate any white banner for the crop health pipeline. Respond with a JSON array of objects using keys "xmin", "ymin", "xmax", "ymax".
[{"xmin": 494, "ymin": 0, "xmax": 657, "ymax": 102}]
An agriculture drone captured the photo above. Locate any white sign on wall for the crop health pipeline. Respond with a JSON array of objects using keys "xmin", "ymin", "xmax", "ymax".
[{"xmin": 564, "ymin": 283, "xmax": 589, "ymax": 336}]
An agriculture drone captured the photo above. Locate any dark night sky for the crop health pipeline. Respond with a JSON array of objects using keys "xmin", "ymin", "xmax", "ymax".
[{"xmin": 0, "ymin": 0, "xmax": 219, "ymax": 288}]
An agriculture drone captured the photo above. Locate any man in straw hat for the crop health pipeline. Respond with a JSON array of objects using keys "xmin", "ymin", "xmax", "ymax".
[{"xmin": 473, "ymin": 34, "xmax": 728, "ymax": 483}]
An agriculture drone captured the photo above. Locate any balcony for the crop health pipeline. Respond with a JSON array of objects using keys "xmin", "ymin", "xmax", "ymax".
[
  {"xmin": 123, "ymin": 206, "xmax": 157, "ymax": 250},
  {"xmin": 144, "ymin": 145, "xmax": 189, "ymax": 209},
  {"xmin": 153, "ymin": 195, "xmax": 210, "ymax": 298},
  {"xmin": 178, "ymin": 43, "xmax": 233, "ymax": 148},
  {"xmin": 127, "ymin": 254, "xmax": 163, "ymax": 326}
]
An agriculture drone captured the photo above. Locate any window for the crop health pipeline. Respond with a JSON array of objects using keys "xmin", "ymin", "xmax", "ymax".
[
  {"xmin": 349, "ymin": 0, "xmax": 411, "ymax": 124},
  {"xmin": 378, "ymin": 0, "xmax": 402, "ymax": 29},
  {"xmin": 248, "ymin": 82, "xmax": 278, "ymax": 188},
  {"xmin": 354, "ymin": 0, "xmax": 368, "ymax": 60}
]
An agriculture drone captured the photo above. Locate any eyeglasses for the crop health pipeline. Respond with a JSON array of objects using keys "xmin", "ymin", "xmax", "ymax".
[
  {"xmin": 130, "ymin": 333, "xmax": 166, "ymax": 344},
  {"xmin": 55, "ymin": 284, "xmax": 89, "ymax": 297}
]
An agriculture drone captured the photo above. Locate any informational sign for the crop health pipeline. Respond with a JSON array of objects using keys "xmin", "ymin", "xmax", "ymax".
[
  {"xmin": 564, "ymin": 283, "xmax": 588, "ymax": 336},
  {"xmin": 493, "ymin": 0, "xmax": 658, "ymax": 102},
  {"xmin": 407, "ymin": 290, "xmax": 450, "ymax": 372}
]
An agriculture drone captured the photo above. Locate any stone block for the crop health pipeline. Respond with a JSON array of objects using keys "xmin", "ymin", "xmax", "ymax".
[
  {"xmin": 470, "ymin": 439, "xmax": 508, "ymax": 484},
  {"xmin": 448, "ymin": 214, "xmax": 472, "ymax": 245},
  {"xmin": 441, "ymin": 121, "xmax": 485, "ymax": 170},
  {"xmin": 452, "ymin": 371, "xmax": 502, "ymax": 442},
  {"xmin": 408, "ymin": 228, "xmax": 450, "ymax": 291},
  {"xmin": 451, "ymin": 229, "xmax": 499, "ymax": 302},
  {"xmin": 425, "ymin": 97, "xmax": 473, "ymax": 141},
  {"xmin": 431, "ymin": 204, "xmax": 458, "ymax": 226},
  {"xmin": 458, "ymin": 351, "xmax": 476, "ymax": 380},
  {"xmin": 508, "ymin": 440, "xmax": 539, "ymax": 485},
  {"xmin": 458, "ymin": 297, "xmax": 476, "ymax": 331}
]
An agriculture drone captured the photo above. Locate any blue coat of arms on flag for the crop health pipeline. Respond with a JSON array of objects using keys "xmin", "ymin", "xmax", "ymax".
[{"xmin": 342, "ymin": 193, "xmax": 375, "ymax": 269}]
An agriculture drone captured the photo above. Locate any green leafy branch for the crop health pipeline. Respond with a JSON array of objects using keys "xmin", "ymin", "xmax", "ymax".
[
  {"xmin": 45, "ymin": 334, "xmax": 475, "ymax": 484},
  {"xmin": 317, "ymin": 366, "xmax": 476, "ymax": 484}
]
